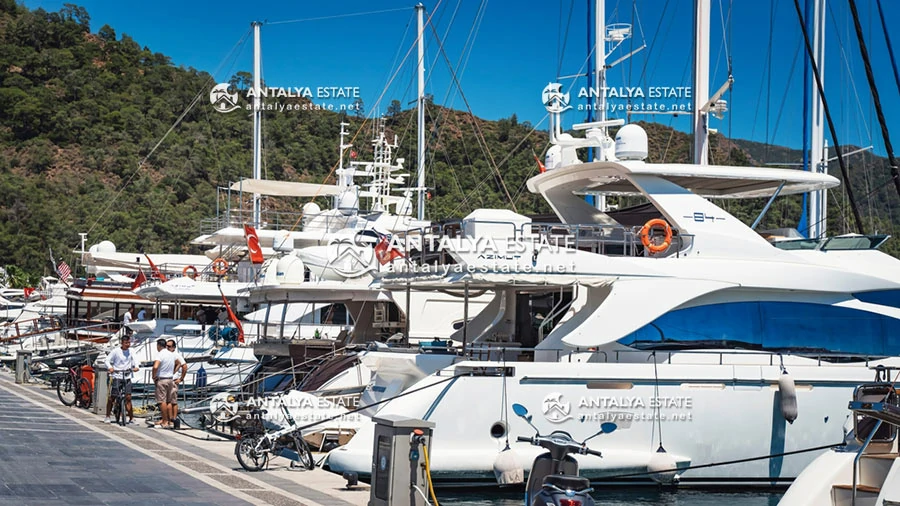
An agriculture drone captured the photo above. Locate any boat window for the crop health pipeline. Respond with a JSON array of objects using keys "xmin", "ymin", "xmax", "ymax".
[
  {"xmin": 770, "ymin": 238, "xmax": 820, "ymax": 250},
  {"xmin": 820, "ymin": 234, "xmax": 890, "ymax": 251}
]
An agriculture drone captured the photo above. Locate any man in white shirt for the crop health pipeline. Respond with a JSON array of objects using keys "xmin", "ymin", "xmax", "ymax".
[
  {"xmin": 123, "ymin": 305, "xmax": 134, "ymax": 325},
  {"xmin": 151, "ymin": 338, "xmax": 183, "ymax": 429},
  {"xmin": 104, "ymin": 335, "xmax": 139, "ymax": 424},
  {"xmin": 166, "ymin": 339, "xmax": 188, "ymax": 428}
]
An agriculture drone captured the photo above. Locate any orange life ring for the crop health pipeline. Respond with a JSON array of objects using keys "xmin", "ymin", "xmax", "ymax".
[
  {"xmin": 211, "ymin": 258, "xmax": 229, "ymax": 276},
  {"xmin": 640, "ymin": 219, "xmax": 673, "ymax": 254},
  {"xmin": 182, "ymin": 265, "xmax": 198, "ymax": 279}
]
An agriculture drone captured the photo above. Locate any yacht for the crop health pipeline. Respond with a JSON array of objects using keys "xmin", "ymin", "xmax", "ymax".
[{"xmin": 322, "ymin": 120, "xmax": 900, "ymax": 487}]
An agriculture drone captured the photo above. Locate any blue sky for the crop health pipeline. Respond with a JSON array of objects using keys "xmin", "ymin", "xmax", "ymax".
[{"xmin": 23, "ymin": 0, "xmax": 900, "ymax": 159}]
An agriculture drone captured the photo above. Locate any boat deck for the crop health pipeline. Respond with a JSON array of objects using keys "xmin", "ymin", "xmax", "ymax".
[{"xmin": 0, "ymin": 371, "xmax": 370, "ymax": 506}]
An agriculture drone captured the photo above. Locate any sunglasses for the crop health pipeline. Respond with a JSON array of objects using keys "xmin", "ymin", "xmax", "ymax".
[{"xmin": 166, "ymin": 345, "xmax": 175, "ymax": 349}]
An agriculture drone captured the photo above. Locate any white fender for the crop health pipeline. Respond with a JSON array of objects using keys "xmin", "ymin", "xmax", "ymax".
[{"xmin": 778, "ymin": 372, "xmax": 798, "ymax": 424}]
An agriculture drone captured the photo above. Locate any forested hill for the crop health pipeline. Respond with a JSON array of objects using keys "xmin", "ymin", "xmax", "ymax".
[{"xmin": 0, "ymin": 3, "xmax": 897, "ymax": 284}]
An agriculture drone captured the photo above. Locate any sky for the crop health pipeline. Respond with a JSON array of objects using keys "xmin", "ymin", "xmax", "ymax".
[{"xmin": 22, "ymin": 0, "xmax": 900, "ymax": 160}]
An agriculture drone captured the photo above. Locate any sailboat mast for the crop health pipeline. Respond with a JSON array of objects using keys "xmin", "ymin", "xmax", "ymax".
[
  {"xmin": 252, "ymin": 21, "xmax": 262, "ymax": 227},
  {"xmin": 594, "ymin": 0, "xmax": 608, "ymax": 210},
  {"xmin": 416, "ymin": 3, "xmax": 426, "ymax": 221},
  {"xmin": 808, "ymin": 0, "xmax": 826, "ymax": 238},
  {"xmin": 692, "ymin": 0, "xmax": 710, "ymax": 165}
]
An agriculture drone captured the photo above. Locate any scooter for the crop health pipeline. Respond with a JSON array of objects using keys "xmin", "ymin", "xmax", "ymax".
[{"xmin": 512, "ymin": 403, "xmax": 617, "ymax": 506}]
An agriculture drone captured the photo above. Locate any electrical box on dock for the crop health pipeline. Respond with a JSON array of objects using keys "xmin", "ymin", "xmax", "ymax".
[{"xmin": 369, "ymin": 415, "xmax": 435, "ymax": 506}]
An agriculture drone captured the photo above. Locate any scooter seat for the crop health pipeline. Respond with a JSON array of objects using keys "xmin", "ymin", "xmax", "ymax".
[{"xmin": 544, "ymin": 474, "xmax": 591, "ymax": 492}]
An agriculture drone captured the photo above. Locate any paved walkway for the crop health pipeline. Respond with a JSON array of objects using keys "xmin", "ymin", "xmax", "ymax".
[{"xmin": 0, "ymin": 371, "xmax": 370, "ymax": 506}]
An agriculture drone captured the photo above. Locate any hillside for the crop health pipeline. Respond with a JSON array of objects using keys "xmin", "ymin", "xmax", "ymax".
[{"xmin": 0, "ymin": 3, "xmax": 897, "ymax": 283}]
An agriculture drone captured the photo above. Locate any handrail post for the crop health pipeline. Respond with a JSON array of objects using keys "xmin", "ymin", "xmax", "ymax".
[{"xmin": 853, "ymin": 418, "xmax": 883, "ymax": 506}]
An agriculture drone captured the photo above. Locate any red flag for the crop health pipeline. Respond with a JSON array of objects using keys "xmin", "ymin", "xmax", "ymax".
[
  {"xmin": 374, "ymin": 236, "xmax": 404, "ymax": 265},
  {"xmin": 244, "ymin": 225, "xmax": 264, "ymax": 264},
  {"xmin": 218, "ymin": 286, "xmax": 245, "ymax": 344},
  {"xmin": 144, "ymin": 254, "xmax": 167, "ymax": 282},
  {"xmin": 131, "ymin": 270, "xmax": 147, "ymax": 290},
  {"xmin": 533, "ymin": 153, "xmax": 546, "ymax": 173}
]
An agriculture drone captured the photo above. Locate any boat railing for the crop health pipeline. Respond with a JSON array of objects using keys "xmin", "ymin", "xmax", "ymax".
[
  {"xmin": 461, "ymin": 344, "xmax": 894, "ymax": 367},
  {"xmin": 392, "ymin": 219, "xmax": 694, "ymax": 263}
]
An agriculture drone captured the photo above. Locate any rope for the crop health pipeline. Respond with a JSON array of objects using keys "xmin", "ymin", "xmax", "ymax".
[
  {"xmin": 266, "ymin": 7, "xmax": 410, "ymax": 25},
  {"xmin": 603, "ymin": 441, "xmax": 846, "ymax": 481}
]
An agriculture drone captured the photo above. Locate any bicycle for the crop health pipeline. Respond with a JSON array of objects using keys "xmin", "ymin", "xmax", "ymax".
[
  {"xmin": 234, "ymin": 400, "xmax": 315, "ymax": 472},
  {"xmin": 55, "ymin": 359, "xmax": 93, "ymax": 409},
  {"xmin": 109, "ymin": 371, "xmax": 133, "ymax": 426}
]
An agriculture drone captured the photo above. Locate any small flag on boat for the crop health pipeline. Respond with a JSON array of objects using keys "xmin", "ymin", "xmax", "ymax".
[
  {"xmin": 244, "ymin": 225, "xmax": 264, "ymax": 264},
  {"xmin": 533, "ymin": 152, "xmax": 546, "ymax": 173},
  {"xmin": 131, "ymin": 269, "xmax": 147, "ymax": 291},
  {"xmin": 56, "ymin": 261, "xmax": 71, "ymax": 281},
  {"xmin": 144, "ymin": 254, "xmax": 167, "ymax": 282},
  {"xmin": 374, "ymin": 234, "xmax": 404, "ymax": 265}
]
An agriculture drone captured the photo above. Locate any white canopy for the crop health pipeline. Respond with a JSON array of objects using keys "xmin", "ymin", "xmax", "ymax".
[{"xmin": 229, "ymin": 179, "xmax": 342, "ymax": 197}]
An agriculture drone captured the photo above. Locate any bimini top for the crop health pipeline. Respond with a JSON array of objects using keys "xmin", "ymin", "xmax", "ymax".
[
  {"xmin": 527, "ymin": 160, "xmax": 840, "ymax": 199},
  {"xmin": 229, "ymin": 179, "xmax": 342, "ymax": 197}
]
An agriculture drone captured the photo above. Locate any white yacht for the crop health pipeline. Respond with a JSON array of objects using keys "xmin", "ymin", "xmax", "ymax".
[{"xmin": 322, "ymin": 120, "xmax": 900, "ymax": 487}]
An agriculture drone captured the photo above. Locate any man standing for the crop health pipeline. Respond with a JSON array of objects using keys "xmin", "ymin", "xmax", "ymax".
[
  {"xmin": 151, "ymin": 338, "xmax": 182, "ymax": 429},
  {"xmin": 123, "ymin": 305, "xmax": 135, "ymax": 325},
  {"xmin": 137, "ymin": 307, "xmax": 147, "ymax": 321},
  {"xmin": 104, "ymin": 335, "xmax": 139, "ymax": 424},
  {"xmin": 166, "ymin": 340, "xmax": 188, "ymax": 428}
]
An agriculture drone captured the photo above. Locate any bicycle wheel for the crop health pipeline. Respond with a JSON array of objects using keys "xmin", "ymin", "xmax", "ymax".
[
  {"xmin": 297, "ymin": 438, "xmax": 316, "ymax": 470},
  {"xmin": 57, "ymin": 375, "xmax": 76, "ymax": 406},
  {"xmin": 112, "ymin": 394, "xmax": 123, "ymax": 425},
  {"xmin": 117, "ymin": 394, "xmax": 127, "ymax": 426},
  {"xmin": 76, "ymin": 378, "xmax": 93, "ymax": 409},
  {"xmin": 235, "ymin": 436, "xmax": 268, "ymax": 472}
]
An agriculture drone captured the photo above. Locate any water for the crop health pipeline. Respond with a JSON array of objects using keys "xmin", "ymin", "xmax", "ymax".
[{"xmin": 438, "ymin": 488, "xmax": 783, "ymax": 505}]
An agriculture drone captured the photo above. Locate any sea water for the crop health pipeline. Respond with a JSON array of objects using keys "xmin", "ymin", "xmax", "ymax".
[{"xmin": 438, "ymin": 488, "xmax": 783, "ymax": 505}]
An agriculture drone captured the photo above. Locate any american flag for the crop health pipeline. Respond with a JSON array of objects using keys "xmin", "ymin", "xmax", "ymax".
[{"xmin": 56, "ymin": 261, "xmax": 71, "ymax": 280}]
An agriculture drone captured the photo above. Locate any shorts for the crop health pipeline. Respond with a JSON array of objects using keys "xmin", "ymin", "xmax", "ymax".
[
  {"xmin": 110, "ymin": 378, "xmax": 132, "ymax": 397},
  {"xmin": 155, "ymin": 378, "xmax": 177, "ymax": 404}
]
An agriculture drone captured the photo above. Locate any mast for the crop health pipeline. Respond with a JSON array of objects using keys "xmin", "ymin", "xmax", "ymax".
[
  {"xmin": 692, "ymin": 0, "xmax": 710, "ymax": 165},
  {"xmin": 415, "ymin": 3, "xmax": 426, "ymax": 221},
  {"xmin": 593, "ymin": 0, "xmax": 607, "ymax": 210},
  {"xmin": 251, "ymin": 21, "xmax": 262, "ymax": 227},
  {"xmin": 808, "ymin": 0, "xmax": 826, "ymax": 238}
]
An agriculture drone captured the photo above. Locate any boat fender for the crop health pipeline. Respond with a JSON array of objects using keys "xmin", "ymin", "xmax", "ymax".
[
  {"xmin": 492, "ymin": 445, "xmax": 524, "ymax": 485},
  {"xmin": 778, "ymin": 371, "xmax": 798, "ymax": 424},
  {"xmin": 647, "ymin": 445, "xmax": 680, "ymax": 485}
]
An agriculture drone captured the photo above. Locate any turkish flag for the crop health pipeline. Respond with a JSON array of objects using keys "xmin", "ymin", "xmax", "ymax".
[
  {"xmin": 244, "ymin": 225, "xmax": 264, "ymax": 264},
  {"xmin": 374, "ymin": 236, "xmax": 404, "ymax": 265},
  {"xmin": 131, "ymin": 270, "xmax": 147, "ymax": 290}
]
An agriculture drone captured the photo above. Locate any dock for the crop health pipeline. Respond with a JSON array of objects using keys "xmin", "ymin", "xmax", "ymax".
[{"xmin": 0, "ymin": 370, "xmax": 371, "ymax": 506}]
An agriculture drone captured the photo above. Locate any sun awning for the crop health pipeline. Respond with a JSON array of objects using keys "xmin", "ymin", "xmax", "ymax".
[{"xmin": 229, "ymin": 179, "xmax": 342, "ymax": 197}]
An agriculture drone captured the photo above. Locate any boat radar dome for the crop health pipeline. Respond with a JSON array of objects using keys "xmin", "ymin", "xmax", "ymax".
[
  {"xmin": 614, "ymin": 124, "xmax": 648, "ymax": 161},
  {"xmin": 302, "ymin": 202, "xmax": 321, "ymax": 216}
]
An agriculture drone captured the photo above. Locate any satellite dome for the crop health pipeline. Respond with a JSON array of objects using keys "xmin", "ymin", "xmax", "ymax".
[
  {"xmin": 92, "ymin": 240, "xmax": 117, "ymax": 253},
  {"xmin": 302, "ymin": 202, "xmax": 321, "ymax": 216},
  {"xmin": 614, "ymin": 124, "xmax": 648, "ymax": 161}
]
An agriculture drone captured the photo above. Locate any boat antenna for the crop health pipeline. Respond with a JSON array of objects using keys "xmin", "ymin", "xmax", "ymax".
[{"xmin": 415, "ymin": 3, "xmax": 426, "ymax": 221}]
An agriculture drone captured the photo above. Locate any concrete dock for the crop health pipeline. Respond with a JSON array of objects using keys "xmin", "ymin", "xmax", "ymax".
[{"xmin": 0, "ymin": 370, "xmax": 371, "ymax": 505}]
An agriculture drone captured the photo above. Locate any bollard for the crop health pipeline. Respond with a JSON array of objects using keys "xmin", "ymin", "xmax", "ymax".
[
  {"xmin": 93, "ymin": 356, "xmax": 109, "ymax": 415},
  {"xmin": 15, "ymin": 350, "xmax": 32, "ymax": 384}
]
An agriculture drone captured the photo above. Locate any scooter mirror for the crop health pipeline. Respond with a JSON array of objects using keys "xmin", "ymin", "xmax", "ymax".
[
  {"xmin": 512, "ymin": 403, "xmax": 529, "ymax": 417},
  {"xmin": 600, "ymin": 422, "xmax": 617, "ymax": 434}
]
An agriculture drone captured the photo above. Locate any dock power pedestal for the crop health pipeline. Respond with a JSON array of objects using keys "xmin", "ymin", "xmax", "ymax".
[{"xmin": 368, "ymin": 415, "xmax": 435, "ymax": 506}]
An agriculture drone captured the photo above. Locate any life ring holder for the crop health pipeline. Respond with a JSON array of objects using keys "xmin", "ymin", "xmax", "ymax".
[
  {"xmin": 211, "ymin": 258, "xmax": 229, "ymax": 276},
  {"xmin": 182, "ymin": 265, "xmax": 198, "ymax": 280},
  {"xmin": 640, "ymin": 219, "xmax": 673, "ymax": 254}
]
